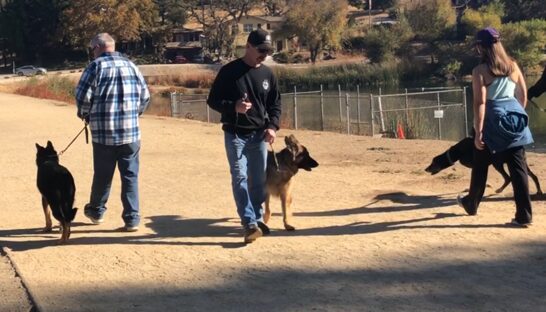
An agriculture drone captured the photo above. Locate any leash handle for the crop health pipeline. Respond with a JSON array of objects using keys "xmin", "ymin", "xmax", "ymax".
[{"xmin": 58, "ymin": 123, "xmax": 89, "ymax": 156}]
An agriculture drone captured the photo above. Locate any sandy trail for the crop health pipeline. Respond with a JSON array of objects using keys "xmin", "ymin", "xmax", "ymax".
[{"xmin": 1, "ymin": 92, "xmax": 545, "ymax": 311}]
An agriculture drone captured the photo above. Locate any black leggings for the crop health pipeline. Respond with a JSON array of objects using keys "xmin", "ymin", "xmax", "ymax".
[{"xmin": 462, "ymin": 146, "xmax": 532, "ymax": 223}]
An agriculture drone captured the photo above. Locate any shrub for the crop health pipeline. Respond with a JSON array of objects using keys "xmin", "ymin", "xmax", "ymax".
[{"xmin": 501, "ymin": 19, "xmax": 546, "ymax": 71}]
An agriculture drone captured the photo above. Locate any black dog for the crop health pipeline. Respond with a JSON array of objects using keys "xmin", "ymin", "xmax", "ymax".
[
  {"xmin": 36, "ymin": 141, "xmax": 78, "ymax": 243},
  {"xmin": 425, "ymin": 137, "xmax": 542, "ymax": 195},
  {"xmin": 265, "ymin": 135, "xmax": 319, "ymax": 231}
]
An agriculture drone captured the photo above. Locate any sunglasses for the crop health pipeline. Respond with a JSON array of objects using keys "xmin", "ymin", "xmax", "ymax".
[{"xmin": 253, "ymin": 45, "xmax": 271, "ymax": 55}]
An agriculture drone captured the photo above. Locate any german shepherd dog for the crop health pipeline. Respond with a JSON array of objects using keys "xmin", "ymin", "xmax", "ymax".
[
  {"xmin": 264, "ymin": 135, "xmax": 319, "ymax": 231},
  {"xmin": 36, "ymin": 141, "xmax": 78, "ymax": 243},
  {"xmin": 425, "ymin": 137, "xmax": 542, "ymax": 194}
]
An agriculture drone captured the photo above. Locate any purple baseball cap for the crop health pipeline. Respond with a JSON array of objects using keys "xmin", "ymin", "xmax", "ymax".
[{"xmin": 475, "ymin": 27, "xmax": 500, "ymax": 45}]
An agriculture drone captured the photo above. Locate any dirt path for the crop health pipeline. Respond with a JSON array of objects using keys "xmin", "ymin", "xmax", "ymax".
[{"xmin": 1, "ymin": 92, "xmax": 545, "ymax": 311}]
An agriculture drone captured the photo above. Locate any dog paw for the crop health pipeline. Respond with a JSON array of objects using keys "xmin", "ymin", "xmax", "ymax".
[{"xmin": 284, "ymin": 224, "xmax": 296, "ymax": 231}]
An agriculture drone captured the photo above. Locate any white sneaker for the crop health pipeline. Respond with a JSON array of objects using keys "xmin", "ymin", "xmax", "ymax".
[{"xmin": 123, "ymin": 225, "xmax": 139, "ymax": 232}]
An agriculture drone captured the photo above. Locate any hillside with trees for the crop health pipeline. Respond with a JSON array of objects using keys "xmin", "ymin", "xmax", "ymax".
[{"xmin": 0, "ymin": 0, "xmax": 544, "ymax": 80}]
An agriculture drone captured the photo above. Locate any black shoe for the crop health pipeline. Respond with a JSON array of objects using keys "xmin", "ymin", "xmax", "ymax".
[
  {"xmin": 457, "ymin": 195, "xmax": 477, "ymax": 216},
  {"xmin": 84, "ymin": 204, "xmax": 104, "ymax": 224},
  {"xmin": 509, "ymin": 218, "xmax": 532, "ymax": 228},
  {"xmin": 244, "ymin": 225, "xmax": 263, "ymax": 244},
  {"xmin": 257, "ymin": 221, "xmax": 270, "ymax": 235}
]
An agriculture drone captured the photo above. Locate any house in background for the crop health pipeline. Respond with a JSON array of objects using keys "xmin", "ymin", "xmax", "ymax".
[
  {"xmin": 167, "ymin": 13, "xmax": 296, "ymax": 61},
  {"xmin": 233, "ymin": 15, "xmax": 292, "ymax": 57},
  {"xmin": 164, "ymin": 27, "xmax": 205, "ymax": 63}
]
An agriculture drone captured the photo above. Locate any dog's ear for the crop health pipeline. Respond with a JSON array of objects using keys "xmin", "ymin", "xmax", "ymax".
[
  {"xmin": 46, "ymin": 141, "xmax": 53, "ymax": 149},
  {"xmin": 284, "ymin": 134, "xmax": 300, "ymax": 146},
  {"xmin": 35, "ymin": 143, "xmax": 43, "ymax": 151},
  {"xmin": 284, "ymin": 135, "xmax": 301, "ymax": 158}
]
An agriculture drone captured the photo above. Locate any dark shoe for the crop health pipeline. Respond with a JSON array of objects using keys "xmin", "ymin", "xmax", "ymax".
[
  {"xmin": 457, "ymin": 194, "xmax": 477, "ymax": 216},
  {"xmin": 257, "ymin": 221, "xmax": 270, "ymax": 235},
  {"xmin": 244, "ymin": 225, "xmax": 263, "ymax": 244},
  {"xmin": 509, "ymin": 219, "xmax": 532, "ymax": 228},
  {"xmin": 84, "ymin": 204, "xmax": 104, "ymax": 224}
]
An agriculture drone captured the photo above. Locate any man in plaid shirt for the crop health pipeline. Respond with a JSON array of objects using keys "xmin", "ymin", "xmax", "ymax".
[{"xmin": 76, "ymin": 33, "xmax": 150, "ymax": 232}]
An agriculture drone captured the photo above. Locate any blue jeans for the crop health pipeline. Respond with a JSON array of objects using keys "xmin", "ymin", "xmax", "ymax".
[
  {"xmin": 224, "ymin": 131, "xmax": 267, "ymax": 229},
  {"xmin": 87, "ymin": 141, "xmax": 141, "ymax": 227}
]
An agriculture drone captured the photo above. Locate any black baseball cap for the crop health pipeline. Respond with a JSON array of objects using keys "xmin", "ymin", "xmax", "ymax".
[{"xmin": 247, "ymin": 29, "xmax": 273, "ymax": 52}]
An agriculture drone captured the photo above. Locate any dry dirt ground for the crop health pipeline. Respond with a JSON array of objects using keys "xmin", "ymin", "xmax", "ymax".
[{"xmin": 1, "ymin": 92, "xmax": 546, "ymax": 312}]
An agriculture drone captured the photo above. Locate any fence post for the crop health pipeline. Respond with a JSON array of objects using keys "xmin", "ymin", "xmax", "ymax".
[
  {"xmin": 206, "ymin": 96, "xmax": 210, "ymax": 123},
  {"xmin": 404, "ymin": 88, "xmax": 409, "ymax": 128},
  {"xmin": 463, "ymin": 87, "xmax": 469, "ymax": 137},
  {"xmin": 377, "ymin": 87, "xmax": 386, "ymax": 132},
  {"xmin": 293, "ymin": 85, "xmax": 298, "ymax": 130},
  {"xmin": 320, "ymin": 84, "xmax": 324, "ymax": 131},
  {"xmin": 370, "ymin": 93, "xmax": 375, "ymax": 137},
  {"xmin": 356, "ymin": 85, "xmax": 361, "ymax": 135},
  {"xmin": 437, "ymin": 91, "xmax": 442, "ymax": 140},
  {"xmin": 345, "ymin": 92, "xmax": 350, "ymax": 135},
  {"xmin": 170, "ymin": 92, "xmax": 176, "ymax": 117},
  {"xmin": 338, "ymin": 84, "xmax": 343, "ymax": 133}
]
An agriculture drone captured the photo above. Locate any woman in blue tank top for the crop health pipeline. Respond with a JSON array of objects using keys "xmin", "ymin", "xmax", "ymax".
[{"xmin": 457, "ymin": 27, "xmax": 533, "ymax": 227}]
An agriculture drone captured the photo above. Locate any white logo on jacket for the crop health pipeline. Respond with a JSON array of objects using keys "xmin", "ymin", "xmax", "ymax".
[{"xmin": 262, "ymin": 80, "xmax": 269, "ymax": 91}]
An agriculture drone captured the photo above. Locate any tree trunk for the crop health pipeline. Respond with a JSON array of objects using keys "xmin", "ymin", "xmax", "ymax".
[{"xmin": 310, "ymin": 46, "xmax": 319, "ymax": 64}]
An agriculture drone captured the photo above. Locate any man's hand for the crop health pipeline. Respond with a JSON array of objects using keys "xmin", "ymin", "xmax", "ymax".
[
  {"xmin": 235, "ymin": 94, "xmax": 252, "ymax": 113},
  {"xmin": 264, "ymin": 128, "xmax": 276, "ymax": 144}
]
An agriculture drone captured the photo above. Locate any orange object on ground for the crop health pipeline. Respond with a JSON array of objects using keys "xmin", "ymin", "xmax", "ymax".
[{"xmin": 397, "ymin": 122, "xmax": 405, "ymax": 139}]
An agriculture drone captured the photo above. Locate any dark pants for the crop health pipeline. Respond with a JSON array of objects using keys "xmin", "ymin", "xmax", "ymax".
[{"xmin": 461, "ymin": 146, "xmax": 532, "ymax": 223}]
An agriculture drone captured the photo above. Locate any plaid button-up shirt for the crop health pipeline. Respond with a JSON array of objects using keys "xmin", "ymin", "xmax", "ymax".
[{"xmin": 76, "ymin": 52, "xmax": 150, "ymax": 146}]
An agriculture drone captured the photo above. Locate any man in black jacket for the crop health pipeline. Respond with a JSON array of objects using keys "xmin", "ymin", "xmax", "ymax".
[
  {"xmin": 528, "ymin": 66, "xmax": 546, "ymax": 100},
  {"xmin": 207, "ymin": 29, "xmax": 281, "ymax": 243}
]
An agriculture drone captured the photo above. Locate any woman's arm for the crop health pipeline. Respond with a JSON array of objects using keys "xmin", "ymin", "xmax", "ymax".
[
  {"xmin": 513, "ymin": 62, "xmax": 527, "ymax": 108},
  {"xmin": 472, "ymin": 66, "xmax": 486, "ymax": 150}
]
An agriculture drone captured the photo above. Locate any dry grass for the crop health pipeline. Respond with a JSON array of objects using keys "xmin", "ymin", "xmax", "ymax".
[
  {"xmin": 14, "ymin": 77, "xmax": 75, "ymax": 103},
  {"xmin": 146, "ymin": 73, "xmax": 215, "ymax": 89}
]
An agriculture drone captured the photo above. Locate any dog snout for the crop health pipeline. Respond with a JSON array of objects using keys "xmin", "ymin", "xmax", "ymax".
[{"xmin": 425, "ymin": 164, "xmax": 440, "ymax": 175}]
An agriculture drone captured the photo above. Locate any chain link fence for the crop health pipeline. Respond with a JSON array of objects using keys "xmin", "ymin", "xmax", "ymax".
[{"xmin": 170, "ymin": 85, "xmax": 468, "ymax": 141}]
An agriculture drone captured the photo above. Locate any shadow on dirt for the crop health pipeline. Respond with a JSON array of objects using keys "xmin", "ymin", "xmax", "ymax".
[
  {"xmin": 1, "ymin": 191, "xmax": 541, "ymax": 251},
  {"xmin": 15, "ymin": 241, "xmax": 546, "ymax": 311}
]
